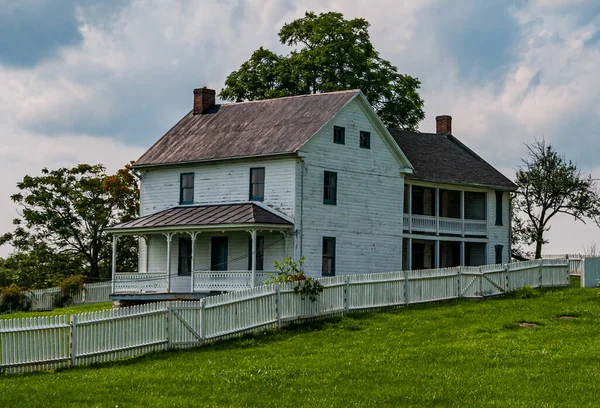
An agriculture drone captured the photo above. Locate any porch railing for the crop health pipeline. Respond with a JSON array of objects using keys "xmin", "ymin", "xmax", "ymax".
[
  {"xmin": 113, "ymin": 272, "xmax": 169, "ymax": 293},
  {"xmin": 193, "ymin": 271, "xmax": 273, "ymax": 292},
  {"xmin": 404, "ymin": 214, "xmax": 488, "ymax": 236}
]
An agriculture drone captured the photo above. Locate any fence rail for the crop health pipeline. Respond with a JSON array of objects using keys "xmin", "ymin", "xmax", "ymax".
[
  {"xmin": 0, "ymin": 259, "xmax": 569, "ymax": 374},
  {"xmin": 2, "ymin": 282, "xmax": 112, "ymax": 314}
]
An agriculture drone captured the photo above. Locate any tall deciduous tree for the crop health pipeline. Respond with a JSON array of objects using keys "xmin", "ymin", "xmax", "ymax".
[
  {"xmin": 0, "ymin": 163, "xmax": 139, "ymax": 282},
  {"xmin": 220, "ymin": 11, "xmax": 425, "ymax": 130},
  {"xmin": 513, "ymin": 140, "xmax": 600, "ymax": 258}
]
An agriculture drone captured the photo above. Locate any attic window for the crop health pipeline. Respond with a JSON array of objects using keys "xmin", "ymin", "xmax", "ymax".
[
  {"xmin": 360, "ymin": 131, "xmax": 370, "ymax": 149},
  {"xmin": 333, "ymin": 126, "xmax": 345, "ymax": 144}
]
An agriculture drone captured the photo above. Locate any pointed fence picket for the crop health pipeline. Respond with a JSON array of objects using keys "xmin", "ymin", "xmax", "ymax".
[{"xmin": 0, "ymin": 259, "xmax": 569, "ymax": 374}]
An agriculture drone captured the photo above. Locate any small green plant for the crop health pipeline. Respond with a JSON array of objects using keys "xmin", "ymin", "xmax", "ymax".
[
  {"xmin": 54, "ymin": 274, "xmax": 86, "ymax": 307},
  {"xmin": 267, "ymin": 257, "xmax": 324, "ymax": 302},
  {"xmin": 0, "ymin": 284, "xmax": 32, "ymax": 313},
  {"xmin": 514, "ymin": 285, "xmax": 538, "ymax": 299}
]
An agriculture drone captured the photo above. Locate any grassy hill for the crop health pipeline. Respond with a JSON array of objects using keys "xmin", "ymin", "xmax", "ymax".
[{"xmin": 1, "ymin": 284, "xmax": 599, "ymax": 407}]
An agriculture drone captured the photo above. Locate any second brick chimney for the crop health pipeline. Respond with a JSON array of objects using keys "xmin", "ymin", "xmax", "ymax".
[
  {"xmin": 436, "ymin": 115, "xmax": 452, "ymax": 134},
  {"xmin": 193, "ymin": 87, "xmax": 216, "ymax": 115}
]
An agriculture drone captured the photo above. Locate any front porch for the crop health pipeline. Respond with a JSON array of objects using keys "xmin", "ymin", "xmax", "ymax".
[{"xmin": 107, "ymin": 203, "xmax": 293, "ymax": 296}]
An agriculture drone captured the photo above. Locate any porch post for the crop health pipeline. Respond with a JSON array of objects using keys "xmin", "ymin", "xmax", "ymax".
[
  {"xmin": 460, "ymin": 241, "xmax": 465, "ymax": 266},
  {"xmin": 190, "ymin": 232, "xmax": 198, "ymax": 293},
  {"xmin": 164, "ymin": 233, "xmax": 173, "ymax": 293},
  {"xmin": 280, "ymin": 231, "xmax": 288, "ymax": 260},
  {"xmin": 435, "ymin": 188, "xmax": 440, "ymax": 235},
  {"xmin": 460, "ymin": 190, "xmax": 465, "ymax": 237},
  {"xmin": 408, "ymin": 184, "xmax": 412, "ymax": 233},
  {"xmin": 111, "ymin": 235, "xmax": 118, "ymax": 294},
  {"xmin": 435, "ymin": 239, "xmax": 440, "ymax": 269},
  {"xmin": 251, "ymin": 230, "xmax": 257, "ymax": 287},
  {"xmin": 407, "ymin": 238, "xmax": 413, "ymax": 271}
]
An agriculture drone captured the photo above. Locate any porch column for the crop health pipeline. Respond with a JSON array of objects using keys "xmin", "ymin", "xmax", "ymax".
[
  {"xmin": 460, "ymin": 241, "xmax": 465, "ymax": 266},
  {"xmin": 251, "ymin": 230, "xmax": 257, "ymax": 287},
  {"xmin": 111, "ymin": 235, "xmax": 118, "ymax": 294},
  {"xmin": 190, "ymin": 232, "xmax": 198, "ymax": 292},
  {"xmin": 435, "ymin": 239, "xmax": 440, "ymax": 268},
  {"xmin": 164, "ymin": 233, "xmax": 173, "ymax": 293},
  {"xmin": 408, "ymin": 184, "xmax": 412, "ymax": 233},
  {"xmin": 407, "ymin": 238, "xmax": 413, "ymax": 271},
  {"xmin": 460, "ymin": 191, "xmax": 465, "ymax": 237},
  {"xmin": 435, "ymin": 188, "xmax": 440, "ymax": 235},
  {"xmin": 280, "ymin": 231, "xmax": 289, "ymax": 260}
]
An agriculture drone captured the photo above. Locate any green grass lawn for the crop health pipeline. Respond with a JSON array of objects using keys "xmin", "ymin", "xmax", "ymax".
[
  {"xmin": 0, "ymin": 302, "xmax": 113, "ymax": 320},
  {"xmin": 1, "ymin": 283, "xmax": 598, "ymax": 407}
]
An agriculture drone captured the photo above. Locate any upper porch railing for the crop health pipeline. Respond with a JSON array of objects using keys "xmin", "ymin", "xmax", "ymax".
[{"xmin": 403, "ymin": 214, "xmax": 487, "ymax": 236}]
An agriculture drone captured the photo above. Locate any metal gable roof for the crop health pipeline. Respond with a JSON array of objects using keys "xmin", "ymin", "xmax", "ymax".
[
  {"xmin": 135, "ymin": 90, "xmax": 359, "ymax": 167},
  {"xmin": 108, "ymin": 203, "xmax": 293, "ymax": 232}
]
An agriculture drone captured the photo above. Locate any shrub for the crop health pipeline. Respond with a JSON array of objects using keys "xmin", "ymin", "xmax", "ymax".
[
  {"xmin": 0, "ymin": 284, "xmax": 32, "ymax": 313},
  {"xmin": 54, "ymin": 274, "xmax": 86, "ymax": 308},
  {"xmin": 514, "ymin": 285, "xmax": 538, "ymax": 299},
  {"xmin": 267, "ymin": 257, "xmax": 324, "ymax": 302}
]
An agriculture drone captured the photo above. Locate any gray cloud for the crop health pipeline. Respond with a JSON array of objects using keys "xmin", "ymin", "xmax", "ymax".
[
  {"xmin": 1, "ymin": 0, "xmax": 599, "ymax": 256},
  {"xmin": 0, "ymin": 0, "xmax": 127, "ymax": 67}
]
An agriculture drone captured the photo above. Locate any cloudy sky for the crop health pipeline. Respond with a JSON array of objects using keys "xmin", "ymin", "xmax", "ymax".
[{"xmin": 1, "ymin": 0, "xmax": 599, "ymax": 257}]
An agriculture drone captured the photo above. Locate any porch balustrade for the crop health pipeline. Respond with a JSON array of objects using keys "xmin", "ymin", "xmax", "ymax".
[
  {"xmin": 113, "ymin": 272, "xmax": 169, "ymax": 293},
  {"xmin": 406, "ymin": 214, "xmax": 487, "ymax": 236},
  {"xmin": 112, "ymin": 271, "xmax": 276, "ymax": 294}
]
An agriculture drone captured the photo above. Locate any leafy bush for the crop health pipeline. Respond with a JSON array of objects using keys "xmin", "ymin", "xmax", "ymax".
[
  {"xmin": 514, "ymin": 285, "xmax": 538, "ymax": 299},
  {"xmin": 0, "ymin": 284, "xmax": 32, "ymax": 313},
  {"xmin": 267, "ymin": 257, "xmax": 324, "ymax": 302},
  {"xmin": 54, "ymin": 274, "xmax": 86, "ymax": 307}
]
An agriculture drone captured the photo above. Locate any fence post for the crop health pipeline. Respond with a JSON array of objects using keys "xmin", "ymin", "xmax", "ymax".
[
  {"xmin": 539, "ymin": 259, "xmax": 544, "ymax": 289},
  {"xmin": 344, "ymin": 278, "xmax": 350, "ymax": 313},
  {"xmin": 478, "ymin": 266, "xmax": 483, "ymax": 298},
  {"xmin": 199, "ymin": 298, "xmax": 205, "ymax": 340},
  {"xmin": 457, "ymin": 266, "xmax": 462, "ymax": 299},
  {"xmin": 505, "ymin": 263, "xmax": 510, "ymax": 292},
  {"xmin": 70, "ymin": 314, "xmax": 77, "ymax": 367},
  {"xmin": 404, "ymin": 270, "xmax": 410, "ymax": 305},
  {"xmin": 166, "ymin": 302, "xmax": 172, "ymax": 349},
  {"xmin": 275, "ymin": 284, "xmax": 281, "ymax": 330}
]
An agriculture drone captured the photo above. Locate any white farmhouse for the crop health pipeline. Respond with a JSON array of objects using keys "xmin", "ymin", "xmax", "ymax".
[{"xmin": 108, "ymin": 88, "xmax": 516, "ymax": 300}]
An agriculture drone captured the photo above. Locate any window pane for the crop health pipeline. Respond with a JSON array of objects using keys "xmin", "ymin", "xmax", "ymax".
[
  {"xmin": 182, "ymin": 188, "xmax": 194, "ymax": 203},
  {"xmin": 334, "ymin": 126, "xmax": 345, "ymax": 144},
  {"xmin": 182, "ymin": 174, "xmax": 193, "ymax": 187},
  {"xmin": 322, "ymin": 237, "xmax": 336, "ymax": 275},
  {"xmin": 360, "ymin": 131, "xmax": 370, "ymax": 148}
]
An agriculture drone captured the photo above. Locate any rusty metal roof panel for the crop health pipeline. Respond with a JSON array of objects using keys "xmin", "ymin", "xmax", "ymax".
[
  {"xmin": 135, "ymin": 90, "xmax": 358, "ymax": 167},
  {"xmin": 108, "ymin": 203, "xmax": 292, "ymax": 231}
]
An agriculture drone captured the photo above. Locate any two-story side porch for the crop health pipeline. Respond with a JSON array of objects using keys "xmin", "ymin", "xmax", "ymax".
[
  {"xmin": 401, "ymin": 182, "xmax": 505, "ymax": 270},
  {"xmin": 107, "ymin": 203, "xmax": 293, "ymax": 301}
]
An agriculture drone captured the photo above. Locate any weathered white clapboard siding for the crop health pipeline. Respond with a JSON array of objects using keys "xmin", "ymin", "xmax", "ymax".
[
  {"xmin": 296, "ymin": 98, "xmax": 405, "ymax": 276},
  {"xmin": 139, "ymin": 157, "xmax": 297, "ymax": 218},
  {"xmin": 0, "ymin": 260, "xmax": 569, "ymax": 374}
]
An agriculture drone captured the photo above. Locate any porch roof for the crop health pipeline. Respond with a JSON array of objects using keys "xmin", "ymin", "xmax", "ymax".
[{"xmin": 108, "ymin": 203, "xmax": 292, "ymax": 234}]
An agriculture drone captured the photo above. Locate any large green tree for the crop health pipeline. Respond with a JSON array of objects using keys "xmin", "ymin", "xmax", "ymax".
[
  {"xmin": 0, "ymin": 163, "xmax": 139, "ymax": 284},
  {"xmin": 513, "ymin": 140, "xmax": 600, "ymax": 259},
  {"xmin": 220, "ymin": 11, "xmax": 425, "ymax": 130}
]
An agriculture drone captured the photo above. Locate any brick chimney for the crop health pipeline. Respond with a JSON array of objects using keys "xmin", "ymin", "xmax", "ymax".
[
  {"xmin": 436, "ymin": 115, "xmax": 452, "ymax": 134},
  {"xmin": 193, "ymin": 87, "xmax": 216, "ymax": 115}
]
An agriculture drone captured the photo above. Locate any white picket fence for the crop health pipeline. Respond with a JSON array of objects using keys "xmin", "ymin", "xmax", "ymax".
[
  {"xmin": 0, "ymin": 259, "xmax": 569, "ymax": 374},
  {"xmin": 2, "ymin": 282, "xmax": 113, "ymax": 313}
]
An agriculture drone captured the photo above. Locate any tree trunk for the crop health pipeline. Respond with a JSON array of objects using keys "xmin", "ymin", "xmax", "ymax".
[
  {"xmin": 535, "ymin": 240, "xmax": 543, "ymax": 259},
  {"xmin": 90, "ymin": 260, "xmax": 100, "ymax": 279}
]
